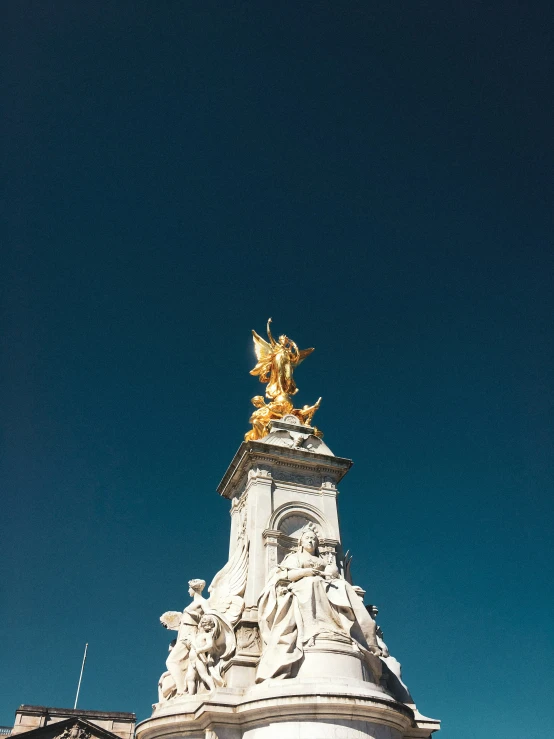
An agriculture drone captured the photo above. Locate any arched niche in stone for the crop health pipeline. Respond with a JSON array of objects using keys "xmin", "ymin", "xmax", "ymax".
[{"xmin": 263, "ymin": 503, "xmax": 339, "ymax": 574}]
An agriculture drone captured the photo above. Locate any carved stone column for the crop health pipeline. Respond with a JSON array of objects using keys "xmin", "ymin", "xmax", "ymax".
[
  {"xmin": 243, "ymin": 466, "xmax": 273, "ymax": 610},
  {"xmin": 261, "ymin": 529, "xmax": 280, "ymax": 576}
]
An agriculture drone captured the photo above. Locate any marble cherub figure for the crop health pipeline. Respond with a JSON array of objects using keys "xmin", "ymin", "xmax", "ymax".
[{"xmin": 183, "ymin": 615, "xmax": 225, "ymax": 694}]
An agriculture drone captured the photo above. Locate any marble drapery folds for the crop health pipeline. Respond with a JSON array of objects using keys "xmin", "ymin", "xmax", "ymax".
[{"xmin": 256, "ymin": 532, "xmax": 382, "ymax": 684}]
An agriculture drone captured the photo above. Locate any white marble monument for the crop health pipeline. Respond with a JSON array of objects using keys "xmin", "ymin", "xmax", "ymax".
[{"xmin": 137, "ymin": 321, "xmax": 440, "ymax": 739}]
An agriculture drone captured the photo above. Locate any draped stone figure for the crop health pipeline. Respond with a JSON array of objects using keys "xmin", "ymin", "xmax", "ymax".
[
  {"xmin": 256, "ymin": 524, "xmax": 381, "ymax": 684},
  {"xmin": 157, "ymin": 538, "xmax": 249, "ymax": 700},
  {"xmin": 161, "ymin": 578, "xmax": 208, "ymax": 695}
]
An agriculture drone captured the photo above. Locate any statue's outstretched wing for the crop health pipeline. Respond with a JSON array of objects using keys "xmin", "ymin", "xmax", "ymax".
[
  {"xmin": 160, "ymin": 611, "xmax": 182, "ymax": 631},
  {"xmin": 250, "ymin": 330, "xmax": 274, "ymax": 380},
  {"xmin": 296, "ymin": 346, "xmax": 315, "ymax": 365},
  {"xmin": 252, "ymin": 330, "xmax": 273, "ymax": 361},
  {"xmin": 207, "ymin": 538, "xmax": 249, "ymax": 626}
]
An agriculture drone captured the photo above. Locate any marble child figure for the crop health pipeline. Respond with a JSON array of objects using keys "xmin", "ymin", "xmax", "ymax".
[
  {"xmin": 256, "ymin": 523, "xmax": 382, "ymax": 683},
  {"xmin": 184, "ymin": 615, "xmax": 224, "ymax": 694},
  {"xmin": 160, "ymin": 585, "xmax": 237, "ymax": 697}
]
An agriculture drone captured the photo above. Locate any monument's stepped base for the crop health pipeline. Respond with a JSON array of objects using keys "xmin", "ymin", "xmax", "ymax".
[{"xmin": 138, "ymin": 678, "xmax": 439, "ymax": 738}]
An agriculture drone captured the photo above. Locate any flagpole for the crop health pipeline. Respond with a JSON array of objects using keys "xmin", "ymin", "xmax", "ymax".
[{"xmin": 74, "ymin": 643, "xmax": 88, "ymax": 710}]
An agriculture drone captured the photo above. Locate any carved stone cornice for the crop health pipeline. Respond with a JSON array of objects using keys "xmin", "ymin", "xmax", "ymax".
[{"xmin": 217, "ymin": 441, "xmax": 352, "ymax": 500}]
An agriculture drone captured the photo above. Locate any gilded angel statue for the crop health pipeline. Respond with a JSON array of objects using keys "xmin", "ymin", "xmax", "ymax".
[{"xmin": 250, "ymin": 318, "xmax": 314, "ymax": 400}]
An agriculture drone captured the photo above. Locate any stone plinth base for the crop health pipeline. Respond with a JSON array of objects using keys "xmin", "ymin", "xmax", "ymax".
[
  {"xmin": 224, "ymin": 655, "xmax": 259, "ymax": 689},
  {"xmin": 295, "ymin": 638, "xmax": 374, "ymax": 682},
  {"xmin": 141, "ymin": 678, "xmax": 439, "ymax": 739}
]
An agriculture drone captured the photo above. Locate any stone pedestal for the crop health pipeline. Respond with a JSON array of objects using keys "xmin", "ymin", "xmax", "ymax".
[
  {"xmin": 140, "ymin": 419, "xmax": 440, "ymax": 738},
  {"xmin": 138, "ymin": 681, "xmax": 439, "ymax": 738},
  {"xmin": 296, "ymin": 638, "xmax": 371, "ymax": 682}
]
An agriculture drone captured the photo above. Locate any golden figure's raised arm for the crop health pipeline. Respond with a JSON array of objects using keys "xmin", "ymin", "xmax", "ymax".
[
  {"xmin": 266, "ymin": 317, "xmax": 277, "ymax": 347},
  {"xmin": 293, "ymin": 397, "xmax": 322, "ymax": 427}
]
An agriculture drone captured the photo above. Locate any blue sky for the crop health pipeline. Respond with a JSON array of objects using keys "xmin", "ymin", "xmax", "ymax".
[{"xmin": 1, "ymin": 3, "xmax": 553, "ymax": 737}]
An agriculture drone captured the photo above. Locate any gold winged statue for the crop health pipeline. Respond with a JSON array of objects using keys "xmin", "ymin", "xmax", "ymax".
[
  {"xmin": 245, "ymin": 319, "xmax": 322, "ymax": 441},
  {"xmin": 250, "ymin": 318, "xmax": 314, "ymax": 399}
]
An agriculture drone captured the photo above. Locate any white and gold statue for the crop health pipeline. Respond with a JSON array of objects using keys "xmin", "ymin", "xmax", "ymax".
[{"xmin": 246, "ymin": 320, "xmax": 322, "ymax": 440}]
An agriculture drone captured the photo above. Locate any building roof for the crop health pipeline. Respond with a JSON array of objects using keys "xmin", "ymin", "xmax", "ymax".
[{"xmin": 12, "ymin": 717, "xmax": 129, "ymax": 739}]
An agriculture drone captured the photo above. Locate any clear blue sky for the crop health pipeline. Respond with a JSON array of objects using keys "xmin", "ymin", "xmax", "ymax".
[{"xmin": 2, "ymin": 3, "xmax": 553, "ymax": 737}]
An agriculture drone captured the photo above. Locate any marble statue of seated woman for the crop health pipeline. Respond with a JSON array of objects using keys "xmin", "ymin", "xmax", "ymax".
[{"xmin": 256, "ymin": 523, "xmax": 382, "ymax": 684}]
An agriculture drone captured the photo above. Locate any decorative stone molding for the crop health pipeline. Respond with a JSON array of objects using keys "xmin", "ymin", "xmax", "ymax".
[
  {"xmin": 231, "ymin": 490, "xmax": 248, "ymax": 512},
  {"xmin": 247, "ymin": 466, "xmax": 272, "ymax": 482},
  {"xmin": 217, "ymin": 441, "xmax": 353, "ymax": 500},
  {"xmin": 279, "ymin": 414, "xmax": 302, "ymax": 426},
  {"xmin": 55, "ymin": 725, "xmax": 91, "ymax": 739},
  {"xmin": 269, "ymin": 501, "xmax": 333, "ymax": 540},
  {"xmin": 273, "ymin": 469, "xmax": 320, "ymax": 486},
  {"xmin": 137, "ymin": 684, "xmax": 433, "ymax": 739},
  {"xmin": 236, "ymin": 622, "xmax": 262, "ymax": 656}
]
